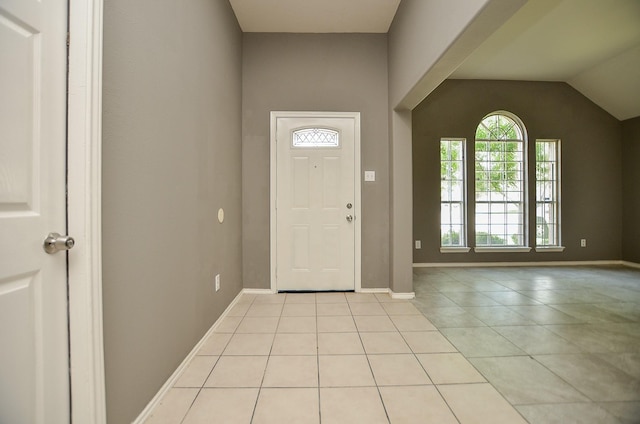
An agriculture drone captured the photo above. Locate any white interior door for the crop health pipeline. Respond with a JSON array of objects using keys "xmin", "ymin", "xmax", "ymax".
[
  {"xmin": 274, "ymin": 113, "xmax": 360, "ymax": 291},
  {"xmin": 0, "ymin": 0, "xmax": 70, "ymax": 423}
]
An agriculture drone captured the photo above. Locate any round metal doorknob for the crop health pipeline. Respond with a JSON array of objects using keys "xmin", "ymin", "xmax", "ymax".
[
  {"xmin": 346, "ymin": 215, "xmax": 353, "ymax": 222},
  {"xmin": 43, "ymin": 233, "xmax": 75, "ymax": 254}
]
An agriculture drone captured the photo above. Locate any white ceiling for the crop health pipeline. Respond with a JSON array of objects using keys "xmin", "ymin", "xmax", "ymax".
[
  {"xmin": 451, "ymin": 0, "xmax": 640, "ymax": 120},
  {"xmin": 229, "ymin": 0, "xmax": 640, "ymax": 120},
  {"xmin": 228, "ymin": 0, "xmax": 401, "ymax": 33}
]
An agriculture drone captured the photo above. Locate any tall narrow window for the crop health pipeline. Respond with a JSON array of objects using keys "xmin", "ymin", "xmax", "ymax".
[
  {"xmin": 440, "ymin": 138, "xmax": 466, "ymax": 249},
  {"xmin": 536, "ymin": 139, "xmax": 562, "ymax": 249},
  {"xmin": 474, "ymin": 112, "xmax": 528, "ymax": 250}
]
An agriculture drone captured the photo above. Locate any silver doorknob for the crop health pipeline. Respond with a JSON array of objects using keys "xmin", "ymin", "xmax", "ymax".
[
  {"xmin": 346, "ymin": 215, "xmax": 353, "ymax": 222},
  {"xmin": 43, "ymin": 233, "xmax": 75, "ymax": 254}
]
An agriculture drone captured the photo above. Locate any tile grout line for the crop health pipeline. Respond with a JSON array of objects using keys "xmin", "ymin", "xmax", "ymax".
[
  {"xmin": 357, "ymin": 298, "xmax": 394, "ymax": 424},
  {"xmin": 249, "ymin": 292, "xmax": 283, "ymax": 424},
  {"xmin": 410, "ymin": 283, "xmax": 535, "ymax": 424},
  {"xmin": 178, "ymin": 292, "xmax": 257, "ymax": 424},
  {"xmin": 315, "ymin": 293, "xmax": 322, "ymax": 424}
]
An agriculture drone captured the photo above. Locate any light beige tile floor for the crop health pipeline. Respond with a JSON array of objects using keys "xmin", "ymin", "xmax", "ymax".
[
  {"xmin": 414, "ymin": 265, "xmax": 640, "ymax": 424},
  {"xmin": 144, "ymin": 290, "xmax": 525, "ymax": 423},
  {"xmin": 145, "ymin": 265, "xmax": 640, "ymax": 423}
]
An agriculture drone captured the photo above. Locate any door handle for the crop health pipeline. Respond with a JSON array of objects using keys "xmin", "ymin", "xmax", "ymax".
[
  {"xmin": 43, "ymin": 233, "xmax": 75, "ymax": 254},
  {"xmin": 346, "ymin": 215, "xmax": 353, "ymax": 222}
]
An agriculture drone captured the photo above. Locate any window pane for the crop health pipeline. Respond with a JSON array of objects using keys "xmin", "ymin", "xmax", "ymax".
[
  {"xmin": 536, "ymin": 140, "xmax": 561, "ymax": 246},
  {"xmin": 440, "ymin": 139, "xmax": 466, "ymax": 247},
  {"xmin": 475, "ymin": 112, "xmax": 526, "ymax": 247}
]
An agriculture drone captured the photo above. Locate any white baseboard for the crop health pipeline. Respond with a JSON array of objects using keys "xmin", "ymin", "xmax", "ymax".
[
  {"xmin": 622, "ymin": 261, "xmax": 640, "ymax": 269},
  {"xmin": 243, "ymin": 288, "xmax": 276, "ymax": 295},
  {"xmin": 359, "ymin": 287, "xmax": 415, "ymax": 299},
  {"xmin": 389, "ymin": 290, "xmax": 416, "ymax": 300},
  {"xmin": 132, "ymin": 290, "xmax": 245, "ymax": 424},
  {"xmin": 358, "ymin": 288, "xmax": 389, "ymax": 294},
  {"xmin": 413, "ymin": 260, "xmax": 623, "ymax": 268}
]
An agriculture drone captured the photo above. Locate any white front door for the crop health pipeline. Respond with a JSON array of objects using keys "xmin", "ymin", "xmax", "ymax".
[
  {"xmin": 273, "ymin": 112, "xmax": 360, "ymax": 291},
  {"xmin": 0, "ymin": 0, "xmax": 70, "ymax": 422}
]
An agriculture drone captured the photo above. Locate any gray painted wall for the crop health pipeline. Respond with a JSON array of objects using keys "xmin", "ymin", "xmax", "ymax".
[
  {"xmin": 385, "ymin": 0, "xmax": 524, "ymax": 293},
  {"xmin": 102, "ymin": 1, "xmax": 243, "ymax": 422},
  {"xmin": 622, "ymin": 117, "xmax": 640, "ymax": 263},
  {"xmin": 242, "ymin": 33, "xmax": 390, "ymax": 289},
  {"xmin": 387, "ymin": 0, "xmax": 495, "ymax": 107},
  {"xmin": 413, "ymin": 79, "xmax": 623, "ymax": 263}
]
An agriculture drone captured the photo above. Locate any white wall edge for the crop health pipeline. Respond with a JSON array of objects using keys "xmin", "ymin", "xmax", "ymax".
[
  {"xmin": 132, "ymin": 290, "xmax": 246, "ymax": 424},
  {"xmin": 67, "ymin": 0, "xmax": 106, "ymax": 422},
  {"xmin": 389, "ymin": 290, "xmax": 415, "ymax": 300},
  {"xmin": 269, "ymin": 112, "xmax": 278, "ymax": 293},
  {"xmin": 413, "ymin": 260, "xmax": 624, "ymax": 268}
]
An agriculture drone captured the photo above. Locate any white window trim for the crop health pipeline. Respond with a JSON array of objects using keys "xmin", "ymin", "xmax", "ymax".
[
  {"xmin": 474, "ymin": 111, "xmax": 529, "ymax": 248},
  {"xmin": 535, "ymin": 139, "xmax": 562, "ymax": 249},
  {"xmin": 440, "ymin": 247, "xmax": 472, "ymax": 253},
  {"xmin": 474, "ymin": 247, "xmax": 532, "ymax": 253},
  {"xmin": 440, "ymin": 137, "xmax": 468, "ymax": 249},
  {"xmin": 535, "ymin": 246, "xmax": 566, "ymax": 253}
]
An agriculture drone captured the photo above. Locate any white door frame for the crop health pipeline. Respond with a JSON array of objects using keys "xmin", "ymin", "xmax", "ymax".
[
  {"xmin": 67, "ymin": 0, "xmax": 106, "ymax": 422},
  {"xmin": 270, "ymin": 111, "xmax": 362, "ymax": 293}
]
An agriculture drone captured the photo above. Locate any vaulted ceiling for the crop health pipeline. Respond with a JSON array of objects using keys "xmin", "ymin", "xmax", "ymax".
[
  {"xmin": 229, "ymin": 0, "xmax": 640, "ymax": 120},
  {"xmin": 450, "ymin": 0, "xmax": 640, "ymax": 121}
]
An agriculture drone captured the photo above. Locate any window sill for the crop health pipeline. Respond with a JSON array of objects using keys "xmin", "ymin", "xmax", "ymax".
[
  {"xmin": 474, "ymin": 247, "xmax": 532, "ymax": 253},
  {"xmin": 440, "ymin": 247, "xmax": 471, "ymax": 254},
  {"xmin": 535, "ymin": 246, "xmax": 566, "ymax": 253}
]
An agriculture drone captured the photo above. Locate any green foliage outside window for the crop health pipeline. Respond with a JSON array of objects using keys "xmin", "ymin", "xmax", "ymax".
[
  {"xmin": 475, "ymin": 232, "xmax": 507, "ymax": 246},
  {"xmin": 475, "ymin": 115, "xmax": 522, "ymax": 195},
  {"xmin": 474, "ymin": 113, "xmax": 526, "ymax": 247},
  {"xmin": 441, "ymin": 230, "xmax": 460, "ymax": 246}
]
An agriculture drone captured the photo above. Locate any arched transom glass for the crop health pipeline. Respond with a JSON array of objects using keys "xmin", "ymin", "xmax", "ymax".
[
  {"xmin": 476, "ymin": 114, "xmax": 523, "ymax": 141},
  {"xmin": 292, "ymin": 128, "xmax": 340, "ymax": 147}
]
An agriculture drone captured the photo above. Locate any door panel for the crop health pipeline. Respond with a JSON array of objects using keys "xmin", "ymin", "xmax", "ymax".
[
  {"xmin": 292, "ymin": 157, "xmax": 310, "ymax": 208},
  {"xmin": 0, "ymin": 0, "xmax": 69, "ymax": 423},
  {"xmin": 276, "ymin": 115, "xmax": 357, "ymax": 291}
]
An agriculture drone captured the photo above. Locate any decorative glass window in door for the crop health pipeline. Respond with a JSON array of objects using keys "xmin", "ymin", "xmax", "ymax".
[{"xmin": 292, "ymin": 128, "xmax": 340, "ymax": 147}]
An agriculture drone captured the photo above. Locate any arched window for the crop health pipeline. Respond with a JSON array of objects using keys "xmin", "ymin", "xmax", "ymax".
[{"xmin": 474, "ymin": 112, "xmax": 528, "ymax": 248}]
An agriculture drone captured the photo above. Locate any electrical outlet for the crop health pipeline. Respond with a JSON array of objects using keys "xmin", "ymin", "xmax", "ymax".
[
  {"xmin": 415, "ymin": 240, "xmax": 422, "ymax": 249},
  {"xmin": 580, "ymin": 239, "xmax": 587, "ymax": 248},
  {"xmin": 215, "ymin": 274, "xmax": 220, "ymax": 292}
]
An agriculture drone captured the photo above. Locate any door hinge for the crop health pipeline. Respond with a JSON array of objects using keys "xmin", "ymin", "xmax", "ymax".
[{"xmin": 66, "ymin": 32, "xmax": 70, "ymax": 47}]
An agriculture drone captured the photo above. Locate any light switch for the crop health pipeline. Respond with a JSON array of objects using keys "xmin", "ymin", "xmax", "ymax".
[{"xmin": 364, "ymin": 171, "xmax": 376, "ymax": 182}]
